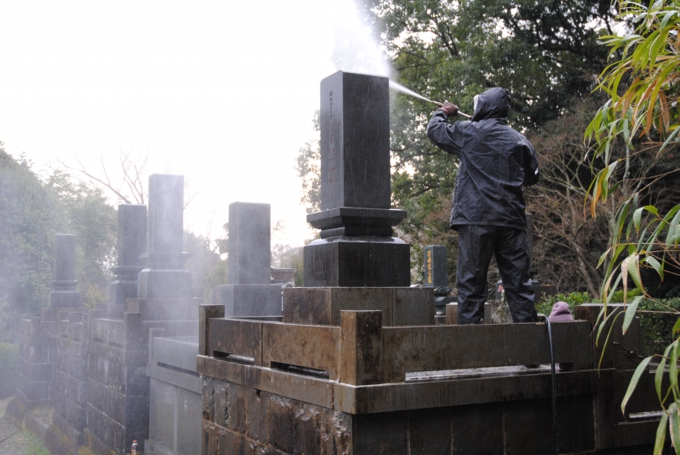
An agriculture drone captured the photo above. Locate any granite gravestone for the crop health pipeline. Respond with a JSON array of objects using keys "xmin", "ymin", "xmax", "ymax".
[
  {"xmin": 304, "ymin": 71, "xmax": 409, "ymax": 287},
  {"xmin": 217, "ymin": 202, "xmax": 281, "ymax": 317},
  {"xmin": 107, "ymin": 204, "xmax": 147, "ymax": 317},
  {"xmin": 50, "ymin": 234, "xmax": 81, "ymax": 308},
  {"xmin": 137, "ymin": 174, "xmax": 192, "ymax": 299}
]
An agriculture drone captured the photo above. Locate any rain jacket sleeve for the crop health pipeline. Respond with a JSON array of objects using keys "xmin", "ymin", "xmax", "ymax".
[
  {"xmin": 426, "ymin": 110, "xmax": 464, "ymax": 157},
  {"xmin": 523, "ymin": 140, "xmax": 540, "ymax": 187}
]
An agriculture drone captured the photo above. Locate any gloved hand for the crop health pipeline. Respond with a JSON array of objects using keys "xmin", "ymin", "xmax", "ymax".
[{"xmin": 438, "ymin": 102, "xmax": 459, "ymax": 117}]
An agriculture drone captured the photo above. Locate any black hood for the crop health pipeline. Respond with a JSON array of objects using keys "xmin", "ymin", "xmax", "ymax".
[{"xmin": 471, "ymin": 87, "xmax": 510, "ymax": 121}]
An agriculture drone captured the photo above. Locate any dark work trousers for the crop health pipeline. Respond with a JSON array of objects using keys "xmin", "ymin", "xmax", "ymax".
[{"xmin": 456, "ymin": 224, "xmax": 537, "ymax": 324}]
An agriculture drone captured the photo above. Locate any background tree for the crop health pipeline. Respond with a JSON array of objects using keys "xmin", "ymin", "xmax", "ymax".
[
  {"xmin": 46, "ymin": 169, "xmax": 117, "ymax": 308},
  {"xmin": 296, "ymin": 113, "xmax": 321, "ymax": 215},
  {"xmin": 0, "ymin": 146, "xmax": 61, "ymax": 340},
  {"xmin": 379, "ymin": 0, "xmax": 618, "ymax": 289}
]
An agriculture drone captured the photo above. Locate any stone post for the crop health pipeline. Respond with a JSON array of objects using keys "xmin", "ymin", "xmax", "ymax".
[
  {"xmin": 217, "ymin": 202, "xmax": 282, "ymax": 317},
  {"xmin": 50, "ymin": 234, "xmax": 81, "ymax": 308},
  {"xmin": 107, "ymin": 204, "xmax": 147, "ymax": 317},
  {"xmin": 304, "ymin": 71, "xmax": 409, "ymax": 287},
  {"xmin": 339, "ymin": 310, "xmax": 383, "ymax": 385},
  {"xmin": 137, "ymin": 174, "xmax": 192, "ymax": 299}
]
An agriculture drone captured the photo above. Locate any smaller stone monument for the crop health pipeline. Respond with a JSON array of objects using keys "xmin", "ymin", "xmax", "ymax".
[
  {"xmin": 50, "ymin": 234, "xmax": 81, "ymax": 308},
  {"xmin": 217, "ymin": 202, "xmax": 282, "ymax": 317},
  {"xmin": 107, "ymin": 204, "xmax": 147, "ymax": 317},
  {"xmin": 137, "ymin": 174, "xmax": 192, "ymax": 299},
  {"xmin": 423, "ymin": 245, "xmax": 455, "ymax": 324}
]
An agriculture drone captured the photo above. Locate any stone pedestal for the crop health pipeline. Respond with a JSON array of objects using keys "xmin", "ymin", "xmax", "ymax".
[
  {"xmin": 283, "ymin": 287, "xmax": 433, "ymax": 326},
  {"xmin": 304, "ymin": 236, "xmax": 410, "ymax": 287}
]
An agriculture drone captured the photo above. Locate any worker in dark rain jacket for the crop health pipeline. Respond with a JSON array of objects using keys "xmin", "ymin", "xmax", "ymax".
[{"xmin": 426, "ymin": 87, "xmax": 539, "ymax": 324}]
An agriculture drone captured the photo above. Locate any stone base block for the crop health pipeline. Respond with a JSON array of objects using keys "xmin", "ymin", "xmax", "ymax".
[
  {"xmin": 446, "ymin": 302, "xmax": 492, "ymax": 324},
  {"xmin": 125, "ymin": 297, "xmax": 201, "ymax": 321},
  {"xmin": 137, "ymin": 269, "xmax": 193, "ymax": 299},
  {"xmin": 303, "ymin": 236, "xmax": 410, "ymax": 287},
  {"xmin": 49, "ymin": 291, "xmax": 81, "ymax": 308},
  {"xmin": 217, "ymin": 284, "xmax": 282, "ymax": 317},
  {"xmin": 107, "ymin": 279, "xmax": 139, "ymax": 317},
  {"xmin": 283, "ymin": 287, "xmax": 434, "ymax": 326}
]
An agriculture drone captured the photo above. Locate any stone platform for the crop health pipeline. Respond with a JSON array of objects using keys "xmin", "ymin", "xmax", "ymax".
[{"xmin": 197, "ymin": 303, "xmax": 660, "ymax": 454}]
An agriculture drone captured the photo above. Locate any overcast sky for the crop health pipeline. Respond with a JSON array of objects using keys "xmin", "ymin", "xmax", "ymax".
[{"xmin": 0, "ymin": 0, "xmax": 391, "ymax": 247}]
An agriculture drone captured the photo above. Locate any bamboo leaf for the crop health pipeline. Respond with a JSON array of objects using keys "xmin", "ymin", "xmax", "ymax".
[
  {"xmin": 623, "ymin": 295, "xmax": 644, "ymax": 334},
  {"xmin": 627, "ymin": 253, "xmax": 644, "ymax": 291},
  {"xmin": 671, "ymin": 342, "xmax": 679, "ymax": 395},
  {"xmin": 622, "ymin": 355, "xmax": 653, "ymax": 414},
  {"xmin": 599, "ymin": 311, "xmax": 623, "ymax": 370},
  {"xmin": 669, "ymin": 403, "xmax": 680, "ymax": 454},
  {"xmin": 656, "ymin": 347, "xmax": 670, "ymax": 403},
  {"xmin": 673, "ymin": 317, "xmax": 680, "ymax": 339},
  {"xmin": 659, "ymin": 123, "xmax": 680, "ymax": 153},
  {"xmin": 634, "ymin": 206, "xmax": 645, "ymax": 231},
  {"xmin": 643, "ymin": 256, "xmax": 665, "ymax": 280},
  {"xmin": 654, "ymin": 412, "xmax": 669, "ymax": 455}
]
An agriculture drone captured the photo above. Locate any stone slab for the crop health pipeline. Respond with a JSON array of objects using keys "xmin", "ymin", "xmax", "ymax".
[
  {"xmin": 198, "ymin": 354, "xmax": 604, "ymax": 415},
  {"xmin": 283, "ymin": 287, "xmax": 433, "ymax": 326},
  {"xmin": 137, "ymin": 269, "xmax": 193, "ymax": 299},
  {"xmin": 217, "ymin": 284, "xmax": 282, "ymax": 317},
  {"xmin": 149, "ymin": 336, "xmax": 199, "ymax": 373},
  {"xmin": 263, "ymin": 322, "xmax": 340, "ymax": 378},
  {"xmin": 126, "ymin": 297, "xmax": 201, "ymax": 321},
  {"xmin": 307, "ymin": 207, "xmax": 407, "ymax": 237}
]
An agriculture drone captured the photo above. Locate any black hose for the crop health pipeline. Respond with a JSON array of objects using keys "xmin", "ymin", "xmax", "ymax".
[{"xmin": 538, "ymin": 313, "xmax": 557, "ymax": 455}]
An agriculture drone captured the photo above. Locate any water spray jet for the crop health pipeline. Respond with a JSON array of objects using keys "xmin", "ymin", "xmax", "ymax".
[{"xmin": 389, "ymin": 80, "xmax": 471, "ymax": 118}]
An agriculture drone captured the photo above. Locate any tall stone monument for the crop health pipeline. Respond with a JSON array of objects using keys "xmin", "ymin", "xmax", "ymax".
[
  {"xmin": 217, "ymin": 202, "xmax": 281, "ymax": 317},
  {"xmin": 137, "ymin": 174, "xmax": 192, "ymax": 299},
  {"xmin": 304, "ymin": 70, "xmax": 409, "ymax": 287},
  {"xmin": 50, "ymin": 234, "xmax": 81, "ymax": 308},
  {"xmin": 107, "ymin": 204, "xmax": 147, "ymax": 317}
]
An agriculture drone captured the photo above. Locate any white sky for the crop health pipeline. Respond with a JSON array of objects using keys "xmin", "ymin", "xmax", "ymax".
[{"xmin": 0, "ymin": 0, "xmax": 390, "ymax": 247}]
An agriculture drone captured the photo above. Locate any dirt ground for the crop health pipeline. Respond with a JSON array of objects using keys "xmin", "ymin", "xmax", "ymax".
[{"xmin": 0, "ymin": 397, "xmax": 48, "ymax": 455}]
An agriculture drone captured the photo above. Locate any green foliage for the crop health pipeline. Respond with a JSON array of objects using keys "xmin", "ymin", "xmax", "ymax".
[
  {"xmin": 585, "ymin": 1, "xmax": 680, "ymax": 449},
  {"xmin": 184, "ymin": 230, "xmax": 226, "ymax": 299},
  {"xmin": 0, "ymin": 145, "xmax": 120, "ymax": 336},
  {"xmin": 0, "ymin": 147, "xmax": 62, "ymax": 327},
  {"xmin": 536, "ymin": 291, "xmax": 592, "ymax": 315},
  {"xmin": 296, "ymin": 112, "xmax": 321, "ymax": 215},
  {"xmin": 0, "ymin": 343, "xmax": 18, "ymax": 399},
  {"xmin": 26, "ymin": 433, "xmax": 50, "ymax": 455},
  {"xmin": 638, "ymin": 298, "xmax": 680, "ymax": 356}
]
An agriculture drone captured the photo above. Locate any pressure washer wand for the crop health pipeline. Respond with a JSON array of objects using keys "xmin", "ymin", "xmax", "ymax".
[{"xmin": 431, "ymin": 100, "xmax": 471, "ymax": 119}]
